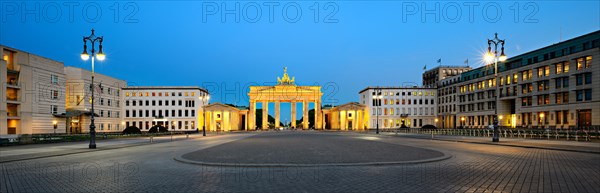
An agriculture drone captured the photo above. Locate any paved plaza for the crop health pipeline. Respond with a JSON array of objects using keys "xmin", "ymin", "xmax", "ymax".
[
  {"xmin": 1, "ymin": 131, "xmax": 599, "ymax": 192},
  {"xmin": 179, "ymin": 132, "xmax": 446, "ymax": 166}
]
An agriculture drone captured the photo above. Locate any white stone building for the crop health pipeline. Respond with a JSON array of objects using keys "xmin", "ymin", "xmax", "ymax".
[
  {"xmin": 359, "ymin": 87, "xmax": 437, "ymax": 128},
  {"xmin": 65, "ymin": 67, "xmax": 127, "ymax": 133},
  {"xmin": 121, "ymin": 86, "xmax": 209, "ymax": 132},
  {"xmin": 1, "ymin": 45, "xmax": 67, "ymax": 137}
]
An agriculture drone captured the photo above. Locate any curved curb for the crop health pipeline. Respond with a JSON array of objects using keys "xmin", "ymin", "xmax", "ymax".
[{"xmin": 173, "ymin": 154, "xmax": 453, "ymax": 167}]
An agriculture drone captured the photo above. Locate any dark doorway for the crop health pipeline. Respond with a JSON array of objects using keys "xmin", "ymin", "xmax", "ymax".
[{"xmin": 578, "ymin": 109, "xmax": 592, "ymax": 127}]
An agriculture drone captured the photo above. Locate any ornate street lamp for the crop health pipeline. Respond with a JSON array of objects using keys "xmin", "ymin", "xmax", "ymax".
[
  {"xmin": 81, "ymin": 29, "xmax": 105, "ymax": 149},
  {"xmin": 484, "ymin": 33, "xmax": 507, "ymax": 143},
  {"xmin": 201, "ymin": 95, "xmax": 210, "ymax": 136},
  {"xmin": 374, "ymin": 88, "xmax": 382, "ymax": 134}
]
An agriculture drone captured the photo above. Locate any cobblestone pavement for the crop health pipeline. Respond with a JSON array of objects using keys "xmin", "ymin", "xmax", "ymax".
[
  {"xmin": 181, "ymin": 132, "xmax": 445, "ymax": 165},
  {"xmin": 383, "ymin": 132, "xmax": 600, "ymax": 153},
  {"xmin": 1, "ymin": 131, "xmax": 599, "ymax": 192}
]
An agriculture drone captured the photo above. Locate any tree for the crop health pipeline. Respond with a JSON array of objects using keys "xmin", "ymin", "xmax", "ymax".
[
  {"xmin": 296, "ymin": 109, "xmax": 315, "ymax": 128},
  {"xmin": 255, "ymin": 109, "xmax": 283, "ymax": 128},
  {"xmin": 122, "ymin": 126, "xmax": 141, "ymax": 134}
]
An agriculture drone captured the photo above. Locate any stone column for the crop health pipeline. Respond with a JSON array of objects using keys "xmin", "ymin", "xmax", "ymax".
[
  {"xmin": 275, "ymin": 101, "xmax": 280, "ymax": 128},
  {"xmin": 291, "ymin": 101, "xmax": 296, "ymax": 128},
  {"xmin": 340, "ymin": 111, "xmax": 346, "ymax": 130},
  {"xmin": 303, "ymin": 100, "xmax": 309, "ymax": 129},
  {"xmin": 224, "ymin": 111, "xmax": 230, "ymax": 131},
  {"xmin": 262, "ymin": 101, "xmax": 268, "ymax": 129},
  {"xmin": 314, "ymin": 101, "xmax": 321, "ymax": 129},
  {"xmin": 211, "ymin": 111, "xmax": 217, "ymax": 131},
  {"xmin": 353, "ymin": 110, "xmax": 358, "ymax": 130},
  {"xmin": 248, "ymin": 100, "xmax": 255, "ymax": 130}
]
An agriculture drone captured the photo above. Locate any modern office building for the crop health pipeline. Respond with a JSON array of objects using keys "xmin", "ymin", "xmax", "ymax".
[
  {"xmin": 359, "ymin": 87, "xmax": 437, "ymax": 128},
  {"xmin": 64, "ymin": 67, "xmax": 127, "ymax": 133},
  {"xmin": 1, "ymin": 45, "xmax": 67, "ymax": 137},
  {"xmin": 423, "ymin": 66, "xmax": 472, "ymax": 88},
  {"xmin": 436, "ymin": 30, "xmax": 600, "ymax": 129},
  {"xmin": 121, "ymin": 86, "xmax": 209, "ymax": 132}
]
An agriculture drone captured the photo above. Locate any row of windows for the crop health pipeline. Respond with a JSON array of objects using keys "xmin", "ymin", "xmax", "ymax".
[
  {"xmin": 438, "ymin": 104, "xmax": 456, "ymax": 113},
  {"xmin": 85, "ymin": 84, "xmax": 120, "ymax": 97},
  {"xmin": 98, "ymin": 124, "xmax": 121, "ymax": 131},
  {"xmin": 99, "ymin": 110, "xmax": 119, "ymax": 118},
  {"xmin": 127, "ymin": 121, "xmax": 196, "ymax": 130},
  {"xmin": 371, "ymin": 107, "xmax": 435, "ymax": 116},
  {"xmin": 373, "ymin": 118, "xmax": 429, "ymax": 128},
  {"xmin": 458, "ymin": 102, "xmax": 495, "ymax": 112},
  {"xmin": 458, "ymin": 56, "xmax": 592, "ymax": 94},
  {"xmin": 369, "ymin": 91, "xmax": 435, "ymax": 97},
  {"xmin": 125, "ymin": 109, "xmax": 196, "ymax": 118},
  {"xmin": 520, "ymin": 89, "xmax": 592, "ymax": 107},
  {"xmin": 72, "ymin": 95, "xmax": 120, "ymax": 107},
  {"xmin": 125, "ymin": 91, "xmax": 205, "ymax": 97},
  {"xmin": 372, "ymin": 99, "xmax": 435, "ymax": 106},
  {"xmin": 125, "ymin": 99, "xmax": 196, "ymax": 107}
]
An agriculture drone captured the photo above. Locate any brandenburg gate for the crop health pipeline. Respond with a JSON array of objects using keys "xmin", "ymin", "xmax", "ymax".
[{"xmin": 248, "ymin": 68, "xmax": 323, "ymax": 130}]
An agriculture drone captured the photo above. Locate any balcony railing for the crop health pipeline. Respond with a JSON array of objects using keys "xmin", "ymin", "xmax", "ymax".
[
  {"xmin": 7, "ymin": 111, "xmax": 20, "ymax": 117},
  {"xmin": 6, "ymin": 95, "xmax": 20, "ymax": 102}
]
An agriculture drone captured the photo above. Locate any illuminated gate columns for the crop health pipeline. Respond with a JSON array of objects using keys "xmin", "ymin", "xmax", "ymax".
[{"xmin": 247, "ymin": 68, "xmax": 323, "ymax": 130}]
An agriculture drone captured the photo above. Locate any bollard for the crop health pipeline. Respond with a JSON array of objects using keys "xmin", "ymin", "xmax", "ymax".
[
  {"xmin": 431, "ymin": 130, "xmax": 434, "ymax": 139},
  {"xmin": 150, "ymin": 136, "xmax": 154, "ymax": 143},
  {"xmin": 186, "ymin": 134, "xmax": 189, "ymax": 139},
  {"xmin": 575, "ymin": 131, "xmax": 579, "ymax": 142}
]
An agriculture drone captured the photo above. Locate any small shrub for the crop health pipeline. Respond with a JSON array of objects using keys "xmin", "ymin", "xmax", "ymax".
[
  {"xmin": 122, "ymin": 126, "xmax": 142, "ymax": 134},
  {"xmin": 421, "ymin": 124, "xmax": 437, "ymax": 130}
]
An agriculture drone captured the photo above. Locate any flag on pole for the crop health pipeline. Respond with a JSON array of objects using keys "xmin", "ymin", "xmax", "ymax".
[
  {"xmin": 437, "ymin": 59, "xmax": 442, "ymax": 64},
  {"xmin": 423, "ymin": 65, "xmax": 427, "ymax": 70},
  {"xmin": 464, "ymin": 59, "xmax": 469, "ymax": 64}
]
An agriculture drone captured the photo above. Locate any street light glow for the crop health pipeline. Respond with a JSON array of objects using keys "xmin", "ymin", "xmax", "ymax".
[
  {"xmin": 80, "ymin": 52, "xmax": 90, "ymax": 60},
  {"xmin": 96, "ymin": 53, "xmax": 106, "ymax": 61},
  {"xmin": 484, "ymin": 52, "xmax": 494, "ymax": 63},
  {"xmin": 499, "ymin": 54, "xmax": 507, "ymax": 62}
]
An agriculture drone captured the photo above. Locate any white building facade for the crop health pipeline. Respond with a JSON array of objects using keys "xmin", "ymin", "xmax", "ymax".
[
  {"xmin": 121, "ymin": 86, "xmax": 209, "ymax": 132},
  {"xmin": 1, "ymin": 45, "xmax": 67, "ymax": 137},
  {"xmin": 359, "ymin": 87, "xmax": 437, "ymax": 128},
  {"xmin": 65, "ymin": 67, "xmax": 127, "ymax": 133}
]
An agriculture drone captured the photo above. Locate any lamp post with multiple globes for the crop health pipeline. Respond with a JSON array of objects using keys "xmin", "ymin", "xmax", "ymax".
[
  {"xmin": 484, "ymin": 33, "xmax": 507, "ymax": 143},
  {"xmin": 374, "ymin": 88, "xmax": 382, "ymax": 134},
  {"xmin": 80, "ymin": 29, "xmax": 106, "ymax": 149}
]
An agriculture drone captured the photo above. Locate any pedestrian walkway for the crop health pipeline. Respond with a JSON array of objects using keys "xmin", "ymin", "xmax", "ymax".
[
  {"xmin": 0, "ymin": 134, "xmax": 201, "ymax": 163},
  {"xmin": 382, "ymin": 132, "xmax": 600, "ymax": 154}
]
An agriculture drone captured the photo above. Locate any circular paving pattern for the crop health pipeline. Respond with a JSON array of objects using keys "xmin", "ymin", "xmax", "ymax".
[{"xmin": 177, "ymin": 132, "xmax": 449, "ymax": 166}]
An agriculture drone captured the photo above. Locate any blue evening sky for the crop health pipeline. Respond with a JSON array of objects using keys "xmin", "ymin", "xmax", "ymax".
[{"xmin": 1, "ymin": 1, "xmax": 598, "ymax": 121}]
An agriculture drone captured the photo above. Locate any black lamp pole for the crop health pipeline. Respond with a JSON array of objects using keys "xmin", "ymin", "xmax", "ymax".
[
  {"xmin": 486, "ymin": 33, "xmax": 507, "ymax": 143},
  {"xmin": 375, "ymin": 88, "xmax": 382, "ymax": 134},
  {"xmin": 81, "ymin": 29, "xmax": 105, "ymax": 149}
]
